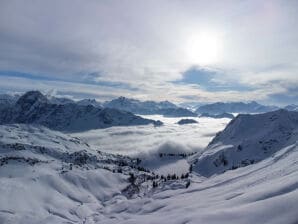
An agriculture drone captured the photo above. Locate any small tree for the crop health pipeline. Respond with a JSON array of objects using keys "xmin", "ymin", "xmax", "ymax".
[
  {"xmin": 128, "ymin": 173, "xmax": 136, "ymax": 184},
  {"xmin": 189, "ymin": 164, "xmax": 193, "ymax": 173},
  {"xmin": 186, "ymin": 180, "xmax": 191, "ymax": 188},
  {"xmin": 152, "ymin": 181, "xmax": 158, "ymax": 188}
]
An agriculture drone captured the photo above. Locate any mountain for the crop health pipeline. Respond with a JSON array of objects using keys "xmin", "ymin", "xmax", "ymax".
[
  {"xmin": 0, "ymin": 91, "xmax": 162, "ymax": 132},
  {"xmin": 196, "ymin": 101, "xmax": 279, "ymax": 115},
  {"xmin": 178, "ymin": 102, "xmax": 203, "ymax": 112},
  {"xmin": 104, "ymin": 97, "xmax": 197, "ymax": 117},
  {"xmin": 200, "ymin": 112, "xmax": 234, "ymax": 119},
  {"xmin": 77, "ymin": 99, "xmax": 102, "ymax": 108},
  {"xmin": 192, "ymin": 109, "xmax": 298, "ymax": 177},
  {"xmin": 0, "ymin": 93, "xmax": 19, "ymax": 107},
  {"xmin": 158, "ymin": 107, "xmax": 197, "ymax": 117},
  {"xmin": 177, "ymin": 119, "xmax": 198, "ymax": 125},
  {"xmin": 284, "ymin": 104, "xmax": 298, "ymax": 111}
]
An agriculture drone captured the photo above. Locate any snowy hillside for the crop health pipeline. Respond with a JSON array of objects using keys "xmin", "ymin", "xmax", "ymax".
[
  {"xmin": 196, "ymin": 101, "xmax": 278, "ymax": 115},
  {"xmin": 0, "ymin": 124, "xmax": 172, "ymax": 223},
  {"xmin": 192, "ymin": 109, "xmax": 298, "ymax": 177},
  {"xmin": 97, "ymin": 142, "xmax": 298, "ymax": 224},
  {"xmin": 0, "ymin": 91, "xmax": 161, "ymax": 132},
  {"xmin": 104, "ymin": 96, "xmax": 197, "ymax": 117},
  {"xmin": 0, "ymin": 122, "xmax": 297, "ymax": 223}
]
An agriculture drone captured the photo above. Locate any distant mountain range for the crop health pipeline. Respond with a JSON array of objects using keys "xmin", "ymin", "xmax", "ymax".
[
  {"xmin": 1, "ymin": 92, "xmax": 296, "ymax": 118},
  {"xmin": 0, "ymin": 91, "xmax": 161, "ymax": 132},
  {"xmin": 195, "ymin": 101, "xmax": 279, "ymax": 115},
  {"xmin": 104, "ymin": 96, "xmax": 197, "ymax": 117}
]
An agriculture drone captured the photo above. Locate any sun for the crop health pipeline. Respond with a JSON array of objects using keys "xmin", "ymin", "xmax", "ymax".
[{"xmin": 185, "ymin": 31, "xmax": 222, "ymax": 65}]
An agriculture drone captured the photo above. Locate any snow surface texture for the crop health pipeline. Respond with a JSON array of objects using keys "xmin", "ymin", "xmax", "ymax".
[{"xmin": 0, "ymin": 91, "xmax": 161, "ymax": 132}]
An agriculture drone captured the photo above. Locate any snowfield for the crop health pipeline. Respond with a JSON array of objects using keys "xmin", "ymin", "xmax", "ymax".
[{"xmin": 0, "ymin": 110, "xmax": 297, "ymax": 224}]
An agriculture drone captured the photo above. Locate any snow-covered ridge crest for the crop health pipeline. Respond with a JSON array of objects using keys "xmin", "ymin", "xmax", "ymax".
[
  {"xmin": 0, "ymin": 91, "xmax": 162, "ymax": 132},
  {"xmin": 193, "ymin": 109, "xmax": 298, "ymax": 177},
  {"xmin": 196, "ymin": 101, "xmax": 279, "ymax": 115},
  {"xmin": 104, "ymin": 96, "xmax": 197, "ymax": 117}
]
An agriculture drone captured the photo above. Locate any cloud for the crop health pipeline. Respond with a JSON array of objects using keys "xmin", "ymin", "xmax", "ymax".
[
  {"xmin": 0, "ymin": 0, "xmax": 297, "ymax": 104},
  {"xmin": 72, "ymin": 115, "xmax": 229, "ymax": 157}
]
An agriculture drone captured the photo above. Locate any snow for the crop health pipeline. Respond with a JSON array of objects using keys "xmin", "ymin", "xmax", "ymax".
[
  {"xmin": 91, "ymin": 142, "xmax": 298, "ymax": 224},
  {"xmin": 0, "ymin": 109, "xmax": 297, "ymax": 224},
  {"xmin": 192, "ymin": 109, "xmax": 298, "ymax": 177}
]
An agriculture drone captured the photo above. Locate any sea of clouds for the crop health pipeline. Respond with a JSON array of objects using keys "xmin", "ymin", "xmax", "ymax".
[{"xmin": 72, "ymin": 115, "xmax": 230, "ymax": 158}]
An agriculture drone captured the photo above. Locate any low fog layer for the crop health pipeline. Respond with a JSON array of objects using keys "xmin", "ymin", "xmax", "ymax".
[{"xmin": 72, "ymin": 116, "xmax": 229, "ymax": 157}]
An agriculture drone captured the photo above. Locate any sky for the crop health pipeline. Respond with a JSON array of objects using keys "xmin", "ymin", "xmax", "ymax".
[{"xmin": 0, "ymin": 0, "xmax": 297, "ymax": 105}]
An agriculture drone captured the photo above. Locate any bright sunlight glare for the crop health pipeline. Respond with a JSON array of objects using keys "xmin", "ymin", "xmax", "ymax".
[{"xmin": 185, "ymin": 31, "xmax": 222, "ymax": 66}]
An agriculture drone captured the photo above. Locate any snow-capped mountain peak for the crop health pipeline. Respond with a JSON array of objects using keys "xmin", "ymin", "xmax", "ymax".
[{"xmin": 0, "ymin": 91, "xmax": 162, "ymax": 132}]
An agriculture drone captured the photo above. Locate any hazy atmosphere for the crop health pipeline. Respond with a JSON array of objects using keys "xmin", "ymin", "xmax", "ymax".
[{"xmin": 1, "ymin": 0, "xmax": 297, "ymax": 105}]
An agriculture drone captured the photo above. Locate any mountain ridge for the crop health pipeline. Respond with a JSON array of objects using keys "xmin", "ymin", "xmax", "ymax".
[
  {"xmin": 196, "ymin": 101, "xmax": 279, "ymax": 115},
  {"xmin": 0, "ymin": 91, "xmax": 162, "ymax": 132},
  {"xmin": 192, "ymin": 109, "xmax": 298, "ymax": 177}
]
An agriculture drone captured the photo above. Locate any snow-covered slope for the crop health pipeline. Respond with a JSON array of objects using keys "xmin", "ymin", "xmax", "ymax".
[
  {"xmin": 98, "ymin": 142, "xmax": 298, "ymax": 224},
  {"xmin": 192, "ymin": 109, "xmax": 298, "ymax": 177},
  {"xmin": 0, "ymin": 111, "xmax": 298, "ymax": 223},
  {"xmin": 0, "ymin": 91, "xmax": 162, "ymax": 132},
  {"xmin": 196, "ymin": 101, "xmax": 278, "ymax": 115},
  {"xmin": 0, "ymin": 124, "xmax": 165, "ymax": 223},
  {"xmin": 104, "ymin": 97, "xmax": 197, "ymax": 117}
]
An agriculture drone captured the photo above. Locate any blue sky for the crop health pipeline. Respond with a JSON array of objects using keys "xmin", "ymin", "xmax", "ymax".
[{"xmin": 0, "ymin": 0, "xmax": 297, "ymax": 105}]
